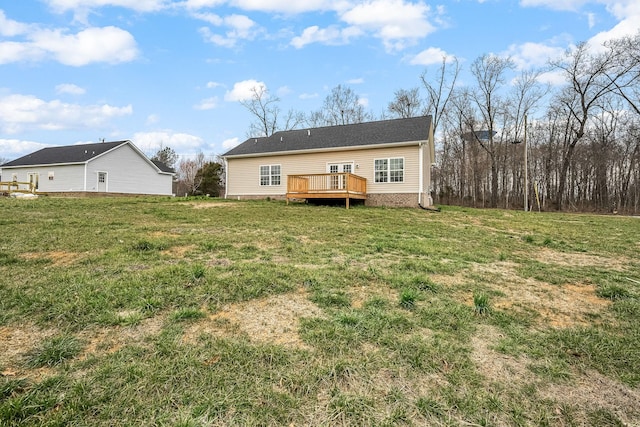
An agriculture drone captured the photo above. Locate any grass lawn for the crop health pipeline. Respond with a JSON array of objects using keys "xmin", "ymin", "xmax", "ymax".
[{"xmin": 1, "ymin": 196, "xmax": 639, "ymax": 426}]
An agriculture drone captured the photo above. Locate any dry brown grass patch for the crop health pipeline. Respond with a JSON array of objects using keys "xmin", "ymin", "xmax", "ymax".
[
  {"xmin": 0, "ymin": 323, "xmax": 58, "ymax": 378},
  {"xmin": 183, "ymin": 289, "xmax": 324, "ymax": 348},
  {"xmin": 77, "ymin": 314, "xmax": 165, "ymax": 360},
  {"xmin": 181, "ymin": 202, "xmax": 240, "ymax": 209},
  {"xmin": 349, "ymin": 284, "xmax": 398, "ymax": 309},
  {"xmin": 541, "ymin": 370, "xmax": 640, "ymax": 425},
  {"xmin": 533, "ymin": 247, "xmax": 627, "ymax": 270},
  {"xmin": 161, "ymin": 244, "xmax": 197, "ymax": 258},
  {"xmin": 456, "ymin": 262, "xmax": 613, "ymax": 328},
  {"xmin": 20, "ymin": 251, "xmax": 83, "ymax": 267},
  {"xmin": 471, "ymin": 324, "xmax": 640, "ymax": 426}
]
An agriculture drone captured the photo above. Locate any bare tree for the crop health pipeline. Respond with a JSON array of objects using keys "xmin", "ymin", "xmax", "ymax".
[
  {"xmin": 240, "ymin": 86, "xmax": 304, "ymax": 137},
  {"xmin": 387, "ymin": 88, "xmax": 422, "ymax": 118},
  {"xmin": 467, "ymin": 54, "xmax": 514, "ymax": 208},
  {"xmin": 311, "ymin": 85, "xmax": 373, "ymax": 126},
  {"xmin": 177, "ymin": 152, "xmax": 206, "ymax": 196},
  {"xmin": 421, "ymin": 55, "xmax": 460, "ymax": 134},
  {"xmin": 549, "ymin": 40, "xmax": 637, "ymax": 209}
]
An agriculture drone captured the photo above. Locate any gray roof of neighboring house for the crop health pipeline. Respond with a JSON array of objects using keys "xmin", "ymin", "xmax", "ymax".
[
  {"xmin": 1, "ymin": 141, "xmax": 175, "ymax": 174},
  {"xmin": 223, "ymin": 116, "xmax": 432, "ymax": 157},
  {"xmin": 1, "ymin": 141, "xmax": 128, "ymax": 167},
  {"xmin": 151, "ymin": 160, "xmax": 175, "ymax": 174}
]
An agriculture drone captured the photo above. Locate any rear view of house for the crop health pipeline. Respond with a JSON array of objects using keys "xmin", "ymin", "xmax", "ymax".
[
  {"xmin": 222, "ymin": 116, "xmax": 435, "ymax": 208},
  {"xmin": 0, "ymin": 140, "xmax": 174, "ymax": 196}
]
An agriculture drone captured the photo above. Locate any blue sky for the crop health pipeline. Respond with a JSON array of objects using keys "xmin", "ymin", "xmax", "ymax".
[{"xmin": 1, "ymin": 0, "xmax": 638, "ymax": 162}]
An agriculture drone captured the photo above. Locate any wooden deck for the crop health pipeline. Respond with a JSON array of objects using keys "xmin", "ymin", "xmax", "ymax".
[
  {"xmin": 286, "ymin": 173, "xmax": 367, "ymax": 209},
  {"xmin": 0, "ymin": 181, "xmax": 36, "ymax": 195}
]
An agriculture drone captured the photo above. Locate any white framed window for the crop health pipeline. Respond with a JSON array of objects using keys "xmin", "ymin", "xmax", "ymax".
[
  {"xmin": 48, "ymin": 172, "xmax": 54, "ymax": 181},
  {"xmin": 374, "ymin": 157, "xmax": 404, "ymax": 183},
  {"xmin": 259, "ymin": 165, "xmax": 281, "ymax": 186}
]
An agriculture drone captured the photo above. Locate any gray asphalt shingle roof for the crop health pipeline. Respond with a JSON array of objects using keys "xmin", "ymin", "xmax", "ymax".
[
  {"xmin": 223, "ymin": 116, "xmax": 432, "ymax": 157},
  {"xmin": 1, "ymin": 141, "xmax": 127, "ymax": 167}
]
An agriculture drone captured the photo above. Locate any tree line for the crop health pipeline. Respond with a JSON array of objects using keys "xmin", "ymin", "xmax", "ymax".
[{"xmin": 242, "ymin": 31, "xmax": 640, "ymax": 213}]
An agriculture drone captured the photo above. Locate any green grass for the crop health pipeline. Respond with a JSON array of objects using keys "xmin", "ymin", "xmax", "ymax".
[{"xmin": 0, "ymin": 197, "xmax": 639, "ymax": 426}]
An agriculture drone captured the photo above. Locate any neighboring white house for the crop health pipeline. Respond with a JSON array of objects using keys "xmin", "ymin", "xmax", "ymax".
[
  {"xmin": 0, "ymin": 140, "xmax": 174, "ymax": 196},
  {"xmin": 222, "ymin": 116, "xmax": 435, "ymax": 207}
]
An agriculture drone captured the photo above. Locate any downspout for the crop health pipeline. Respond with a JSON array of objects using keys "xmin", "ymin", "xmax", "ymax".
[
  {"xmin": 83, "ymin": 162, "xmax": 87, "ymax": 191},
  {"xmin": 223, "ymin": 157, "xmax": 228, "ymax": 199},
  {"xmin": 418, "ymin": 141, "xmax": 440, "ymax": 212},
  {"xmin": 418, "ymin": 142, "xmax": 423, "ymax": 206}
]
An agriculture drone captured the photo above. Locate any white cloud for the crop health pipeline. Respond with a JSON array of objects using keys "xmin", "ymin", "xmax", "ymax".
[
  {"xmin": 340, "ymin": 0, "xmax": 436, "ymax": 51},
  {"xmin": 33, "ymin": 27, "xmax": 138, "ymax": 66},
  {"xmin": 0, "ymin": 10, "xmax": 32, "ymax": 36},
  {"xmin": 537, "ymin": 69, "xmax": 566, "ymax": 85},
  {"xmin": 183, "ymin": 0, "xmax": 226, "ymax": 10},
  {"xmin": 506, "ymin": 41, "xmax": 566, "ymax": 70},
  {"xmin": 519, "ymin": 0, "xmax": 587, "ymax": 11},
  {"xmin": 206, "ymin": 81, "xmax": 223, "ymax": 89},
  {"xmin": 197, "ymin": 14, "xmax": 260, "ymax": 47},
  {"xmin": 224, "ymin": 79, "xmax": 266, "ymax": 101},
  {"xmin": 0, "ymin": 25, "xmax": 139, "ymax": 66},
  {"xmin": 409, "ymin": 46, "xmax": 452, "ymax": 66},
  {"xmin": 55, "ymin": 83, "xmax": 86, "ymax": 95},
  {"xmin": 222, "ymin": 137, "xmax": 240, "ymax": 150},
  {"xmin": 299, "ymin": 92, "xmax": 319, "ymax": 100},
  {"xmin": 229, "ymin": 0, "xmax": 338, "ymax": 14},
  {"xmin": 194, "ymin": 97, "xmax": 218, "ymax": 110},
  {"xmin": 291, "ymin": 25, "xmax": 362, "ymax": 48},
  {"xmin": 146, "ymin": 114, "xmax": 159, "ymax": 125},
  {"xmin": 276, "ymin": 86, "xmax": 292, "ymax": 97},
  {"xmin": 0, "ymin": 139, "xmax": 49, "ymax": 159},
  {"xmin": 347, "ymin": 78, "xmax": 364, "ymax": 84},
  {"xmin": 587, "ymin": 17, "xmax": 640, "ymax": 52},
  {"xmin": 132, "ymin": 130, "xmax": 205, "ymax": 155},
  {"xmin": 0, "ymin": 94, "xmax": 132, "ymax": 134},
  {"xmin": 358, "ymin": 97, "xmax": 369, "ymax": 108},
  {"xmin": 45, "ymin": 0, "xmax": 168, "ymax": 21}
]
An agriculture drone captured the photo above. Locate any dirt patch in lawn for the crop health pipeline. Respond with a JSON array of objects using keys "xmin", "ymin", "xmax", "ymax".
[
  {"xmin": 541, "ymin": 370, "xmax": 640, "ymax": 425},
  {"xmin": 161, "ymin": 244, "xmax": 197, "ymax": 258},
  {"xmin": 183, "ymin": 289, "xmax": 325, "ymax": 348},
  {"xmin": 533, "ymin": 248, "xmax": 627, "ymax": 270},
  {"xmin": 78, "ymin": 314, "xmax": 165, "ymax": 359},
  {"xmin": 435, "ymin": 262, "xmax": 612, "ymax": 328},
  {"xmin": 349, "ymin": 284, "xmax": 399, "ymax": 309},
  {"xmin": 182, "ymin": 202, "xmax": 240, "ymax": 209},
  {"xmin": 0, "ymin": 323, "xmax": 58, "ymax": 379},
  {"xmin": 20, "ymin": 251, "xmax": 82, "ymax": 267},
  {"xmin": 478, "ymin": 262, "xmax": 611, "ymax": 327},
  {"xmin": 472, "ymin": 324, "xmax": 640, "ymax": 426}
]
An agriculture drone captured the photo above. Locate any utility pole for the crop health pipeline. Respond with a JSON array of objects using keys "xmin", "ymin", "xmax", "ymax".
[{"xmin": 524, "ymin": 114, "xmax": 528, "ymax": 212}]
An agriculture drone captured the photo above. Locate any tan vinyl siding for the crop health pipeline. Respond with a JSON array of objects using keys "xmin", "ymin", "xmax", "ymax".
[{"xmin": 226, "ymin": 144, "xmax": 423, "ymax": 197}]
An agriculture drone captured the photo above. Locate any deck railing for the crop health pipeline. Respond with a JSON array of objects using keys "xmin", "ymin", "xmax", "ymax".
[
  {"xmin": 287, "ymin": 173, "xmax": 367, "ymax": 208},
  {"xmin": 0, "ymin": 181, "xmax": 36, "ymax": 194}
]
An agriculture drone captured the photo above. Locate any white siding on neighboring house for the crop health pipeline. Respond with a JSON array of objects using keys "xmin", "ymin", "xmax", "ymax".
[
  {"xmin": 88, "ymin": 144, "xmax": 172, "ymax": 195},
  {"xmin": 2, "ymin": 164, "xmax": 85, "ymax": 192},
  {"xmin": 226, "ymin": 144, "xmax": 422, "ymax": 198}
]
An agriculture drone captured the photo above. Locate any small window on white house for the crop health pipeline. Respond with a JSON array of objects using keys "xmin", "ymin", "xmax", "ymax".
[
  {"xmin": 260, "ymin": 165, "xmax": 281, "ymax": 186},
  {"xmin": 374, "ymin": 158, "xmax": 404, "ymax": 183},
  {"xmin": 48, "ymin": 172, "xmax": 54, "ymax": 181},
  {"xmin": 98, "ymin": 172, "xmax": 106, "ymax": 183}
]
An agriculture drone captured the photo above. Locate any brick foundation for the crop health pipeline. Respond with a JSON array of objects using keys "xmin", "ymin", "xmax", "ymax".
[{"xmin": 365, "ymin": 193, "xmax": 418, "ymax": 208}]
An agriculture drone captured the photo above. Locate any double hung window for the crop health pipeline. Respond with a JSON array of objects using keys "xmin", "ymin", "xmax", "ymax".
[
  {"xmin": 260, "ymin": 165, "xmax": 281, "ymax": 186},
  {"xmin": 374, "ymin": 158, "xmax": 404, "ymax": 183}
]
